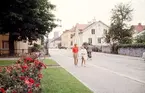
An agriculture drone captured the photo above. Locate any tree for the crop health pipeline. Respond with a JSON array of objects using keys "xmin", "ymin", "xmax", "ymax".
[
  {"xmin": 0, "ymin": 0, "xmax": 56, "ymax": 55},
  {"xmin": 106, "ymin": 3, "xmax": 133, "ymax": 44},
  {"xmin": 44, "ymin": 33, "xmax": 50, "ymax": 56}
]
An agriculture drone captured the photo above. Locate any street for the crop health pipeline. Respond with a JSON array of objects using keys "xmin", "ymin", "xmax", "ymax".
[{"xmin": 49, "ymin": 49, "xmax": 145, "ymax": 93}]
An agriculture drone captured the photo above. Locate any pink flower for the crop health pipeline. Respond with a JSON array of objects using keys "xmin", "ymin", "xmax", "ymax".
[
  {"xmin": 34, "ymin": 60, "xmax": 40, "ymax": 66},
  {"xmin": 12, "ymin": 90, "xmax": 17, "ymax": 93},
  {"xmin": 35, "ymin": 83, "xmax": 40, "ymax": 87},
  {"xmin": 38, "ymin": 74, "xmax": 43, "ymax": 78}
]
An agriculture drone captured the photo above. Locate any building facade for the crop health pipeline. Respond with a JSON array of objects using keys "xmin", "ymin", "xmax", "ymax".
[
  {"xmin": 0, "ymin": 34, "xmax": 42, "ymax": 55},
  {"xmin": 61, "ymin": 28, "xmax": 75, "ymax": 48},
  {"xmin": 74, "ymin": 21, "xmax": 109, "ymax": 47}
]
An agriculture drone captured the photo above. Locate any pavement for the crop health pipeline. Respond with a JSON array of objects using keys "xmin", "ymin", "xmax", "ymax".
[{"xmin": 49, "ymin": 49, "xmax": 145, "ymax": 93}]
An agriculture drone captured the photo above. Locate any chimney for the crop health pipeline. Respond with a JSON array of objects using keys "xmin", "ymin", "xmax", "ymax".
[{"xmin": 88, "ymin": 21, "xmax": 92, "ymax": 24}]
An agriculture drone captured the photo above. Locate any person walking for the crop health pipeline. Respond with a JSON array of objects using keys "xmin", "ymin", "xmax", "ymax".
[
  {"xmin": 72, "ymin": 44, "xmax": 79, "ymax": 66},
  {"xmin": 87, "ymin": 43, "xmax": 93, "ymax": 60},
  {"xmin": 80, "ymin": 46, "xmax": 87, "ymax": 67}
]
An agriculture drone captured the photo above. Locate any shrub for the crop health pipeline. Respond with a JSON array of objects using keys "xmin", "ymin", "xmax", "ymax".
[
  {"xmin": 0, "ymin": 54, "xmax": 46, "ymax": 93},
  {"xmin": 111, "ymin": 43, "xmax": 119, "ymax": 54},
  {"xmin": 32, "ymin": 43, "xmax": 42, "ymax": 52},
  {"xmin": 117, "ymin": 43, "xmax": 145, "ymax": 48},
  {"xmin": 92, "ymin": 46, "xmax": 98, "ymax": 52}
]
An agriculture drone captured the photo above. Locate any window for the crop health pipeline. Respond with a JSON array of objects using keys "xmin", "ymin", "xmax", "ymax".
[
  {"xmin": 91, "ymin": 29, "xmax": 95, "ymax": 34},
  {"xmin": 71, "ymin": 41, "xmax": 73, "ymax": 46},
  {"xmin": 88, "ymin": 38, "xmax": 92, "ymax": 44},
  {"xmin": 98, "ymin": 38, "xmax": 101, "ymax": 43},
  {"xmin": 70, "ymin": 34, "xmax": 73, "ymax": 39},
  {"xmin": 103, "ymin": 29, "xmax": 107, "ymax": 34},
  {"xmin": 2, "ymin": 41, "xmax": 9, "ymax": 49}
]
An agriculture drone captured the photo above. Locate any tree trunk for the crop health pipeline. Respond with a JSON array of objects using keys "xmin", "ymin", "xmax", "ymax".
[
  {"xmin": 45, "ymin": 34, "xmax": 50, "ymax": 57},
  {"xmin": 9, "ymin": 32, "xmax": 15, "ymax": 56}
]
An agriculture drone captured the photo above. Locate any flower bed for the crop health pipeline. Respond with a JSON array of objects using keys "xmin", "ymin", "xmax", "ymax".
[{"xmin": 0, "ymin": 54, "xmax": 46, "ymax": 93}]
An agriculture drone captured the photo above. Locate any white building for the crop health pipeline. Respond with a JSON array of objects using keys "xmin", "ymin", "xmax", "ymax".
[
  {"xmin": 49, "ymin": 37, "xmax": 61, "ymax": 48},
  {"xmin": 75, "ymin": 20, "xmax": 109, "ymax": 47},
  {"xmin": 73, "ymin": 23, "xmax": 88, "ymax": 47}
]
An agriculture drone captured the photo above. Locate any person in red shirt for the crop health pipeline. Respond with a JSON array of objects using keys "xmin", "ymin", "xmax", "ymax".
[{"xmin": 72, "ymin": 44, "xmax": 79, "ymax": 66}]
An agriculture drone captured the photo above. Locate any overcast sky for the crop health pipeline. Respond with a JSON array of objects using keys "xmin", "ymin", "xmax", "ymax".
[{"xmin": 49, "ymin": 0, "xmax": 145, "ymax": 38}]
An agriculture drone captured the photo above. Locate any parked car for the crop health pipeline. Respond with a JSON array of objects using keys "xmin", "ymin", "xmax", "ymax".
[
  {"xmin": 92, "ymin": 46, "xmax": 99, "ymax": 52},
  {"xmin": 59, "ymin": 46, "xmax": 67, "ymax": 49}
]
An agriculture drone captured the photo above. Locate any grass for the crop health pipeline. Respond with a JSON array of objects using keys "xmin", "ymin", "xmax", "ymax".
[
  {"xmin": 43, "ymin": 59, "xmax": 58, "ymax": 65},
  {"xmin": 0, "ymin": 60, "xmax": 15, "ymax": 66},
  {"xmin": 41, "ymin": 59, "xmax": 93, "ymax": 93}
]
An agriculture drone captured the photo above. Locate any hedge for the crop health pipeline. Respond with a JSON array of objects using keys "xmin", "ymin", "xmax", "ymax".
[{"xmin": 117, "ymin": 43, "xmax": 145, "ymax": 48}]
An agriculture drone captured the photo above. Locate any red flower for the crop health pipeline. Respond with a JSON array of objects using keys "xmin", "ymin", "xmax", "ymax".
[
  {"xmin": 38, "ymin": 74, "xmax": 43, "ymax": 78},
  {"xmin": 34, "ymin": 60, "xmax": 40, "ymax": 66},
  {"xmin": 21, "ymin": 64, "xmax": 28, "ymax": 69},
  {"xmin": 21, "ymin": 69, "xmax": 25, "ymax": 72},
  {"xmin": 28, "ymin": 78, "xmax": 35, "ymax": 84},
  {"xmin": 35, "ymin": 83, "xmax": 40, "ymax": 87},
  {"xmin": 25, "ymin": 57, "xmax": 33, "ymax": 62},
  {"xmin": 40, "ymin": 62, "xmax": 47, "ymax": 69},
  {"xmin": 0, "ymin": 88, "xmax": 5, "ymax": 93},
  {"xmin": 28, "ymin": 91, "xmax": 32, "ymax": 93},
  {"xmin": 19, "ymin": 76, "xmax": 26, "ymax": 80}
]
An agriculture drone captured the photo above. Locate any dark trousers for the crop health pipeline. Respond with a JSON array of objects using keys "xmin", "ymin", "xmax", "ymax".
[{"xmin": 87, "ymin": 51, "xmax": 92, "ymax": 58}]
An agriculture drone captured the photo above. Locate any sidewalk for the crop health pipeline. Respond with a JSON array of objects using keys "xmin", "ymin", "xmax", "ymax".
[{"xmin": 50, "ymin": 52, "xmax": 145, "ymax": 93}]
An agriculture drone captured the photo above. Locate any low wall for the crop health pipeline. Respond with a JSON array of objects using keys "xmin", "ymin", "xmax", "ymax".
[
  {"xmin": 102, "ymin": 45, "xmax": 112, "ymax": 53},
  {"xmin": 118, "ymin": 48, "xmax": 145, "ymax": 57}
]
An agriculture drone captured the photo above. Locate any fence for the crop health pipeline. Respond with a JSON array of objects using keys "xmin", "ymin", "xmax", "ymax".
[{"xmin": 0, "ymin": 49, "xmax": 32, "ymax": 57}]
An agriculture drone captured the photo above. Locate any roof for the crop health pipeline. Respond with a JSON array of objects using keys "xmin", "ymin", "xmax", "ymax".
[
  {"xmin": 75, "ymin": 23, "xmax": 88, "ymax": 31},
  {"xmin": 51, "ymin": 37, "xmax": 61, "ymax": 42},
  {"xmin": 79, "ymin": 21, "xmax": 109, "ymax": 34},
  {"xmin": 132, "ymin": 23, "xmax": 145, "ymax": 32}
]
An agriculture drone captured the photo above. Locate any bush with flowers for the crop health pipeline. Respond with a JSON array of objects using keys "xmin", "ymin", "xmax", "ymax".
[{"xmin": 0, "ymin": 53, "xmax": 46, "ymax": 93}]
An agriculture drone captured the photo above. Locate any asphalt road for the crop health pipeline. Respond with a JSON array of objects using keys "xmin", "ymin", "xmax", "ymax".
[{"xmin": 49, "ymin": 49, "xmax": 145, "ymax": 93}]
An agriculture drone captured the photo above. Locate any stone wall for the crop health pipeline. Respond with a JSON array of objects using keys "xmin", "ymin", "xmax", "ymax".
[
  {"xmin": 118, "ymin": 48, "xmax": 145, "ymax": 57},
  {"xmin": 101, "ymin": 45, "xmax": 112, "ymax": 53}
]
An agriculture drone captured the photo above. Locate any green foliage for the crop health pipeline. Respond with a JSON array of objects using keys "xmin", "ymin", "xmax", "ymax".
[
  {"xmin": 117, "ymin": 43, "xmax": 145, "ymax": 48},
  {"xmin": 0, "ymin": 0, "xmax": 57, "ymax": 55},
  {"xmin": 104, "ymin": 32, "xmax": 111, "ymax": 43},
  {"xmin": 134, "ymin": 31, "xmax": 145, "ymax": 43},
  {"xmin": 32, "ymin": 43, "xmax": 41, "ymax": 52},
  {"xmin": 107, "ymin": 3, "xmax": 133, "ymax": 44},
  {"xmin": 119, "ymin": 37, "xmax": 132, "ymax": 44}
]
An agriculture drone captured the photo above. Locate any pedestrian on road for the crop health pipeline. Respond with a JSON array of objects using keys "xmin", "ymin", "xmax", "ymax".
[
  {"xmin": 80, "ymin": 46, "xmax": 87, "ymax": 67},
  {"xmin": 72, "ymin": 44, "xmax": 79, "ymax": 66},
  {"xmin": 86, "ymin": 43, "xmax": 93, "ymax": 60}
]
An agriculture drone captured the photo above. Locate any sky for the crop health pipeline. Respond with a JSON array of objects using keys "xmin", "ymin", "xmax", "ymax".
[{"xmin": 49, "ymin": 0, "xmax": 145, "ymax": 38}]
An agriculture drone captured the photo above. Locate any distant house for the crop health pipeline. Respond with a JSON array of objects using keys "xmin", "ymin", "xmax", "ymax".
[
  {"xmin": 132, "ymin": 23, "xmax": 145, "ymax": 38},
  {"xmin": 132, "ymin": 23, "xmax": 145, "ymax": 33},
  {"xmin": 74, "ymin": 20, "xmax": 109, "ymax": 47},
  {"xmin": 61, "ymin": 27, "xmax": 75, "ymax": 48},
  {"xmin": 0, "ymin": 33, "xmax": 41, "ymax": 55},
  {"xmin": 49, "ymin": 37, "xmax": 61, "ymax": 48}
]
